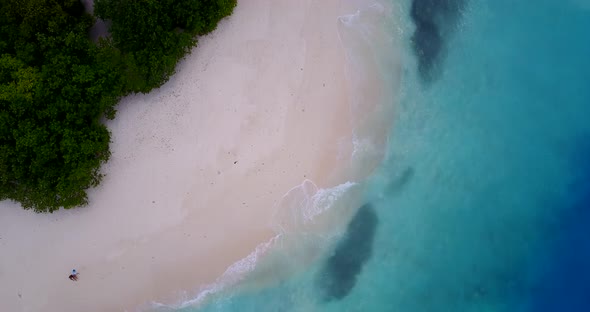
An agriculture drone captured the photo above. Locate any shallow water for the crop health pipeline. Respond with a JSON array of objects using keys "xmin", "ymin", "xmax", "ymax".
[{"xmin": 161, "ymin": 0, "xmax": 590, "ymax": 311}]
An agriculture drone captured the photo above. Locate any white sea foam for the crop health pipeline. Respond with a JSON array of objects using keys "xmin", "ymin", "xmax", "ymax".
[
  {"xmin": 337, "ymin": 1, "xmax": 402, "ymax": 181},
  {"xmin": 351, "ymin": 131, "xmax": 379, "ymax": 161},
  {"xmin": 151, "ymin": 180, "xmax": 358, "ymax": 310},
  {"xmin": 161, "ymin": 235, "xmax": 281, "ymax": 310},
  {"xmin": 337, "ymin": 1, "xmax": 398, "ymax": 116},
  {"xmin": 271, "ymin": 179, "xmax": 357, "ymax": 234},
  {"xmin": 153, "ymin": 2, "xmax": 400, "ymax": 310},
  {"xmin": 306, "ymin": 181, "xmax": 357, "ymax": 222}
]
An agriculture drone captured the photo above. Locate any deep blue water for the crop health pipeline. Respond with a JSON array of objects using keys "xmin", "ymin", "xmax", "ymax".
[
  {"xmin": 530, "ymin": 138, "xmax": 590, "ymax": 311},
  {"xmin": 170, "ymin": 0, "xmax": 590, "ymax": 311}
]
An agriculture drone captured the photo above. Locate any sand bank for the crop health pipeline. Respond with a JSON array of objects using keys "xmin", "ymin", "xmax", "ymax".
[{"xmin": 0, "ymin": 0, "xmax": 397, "ymax": 311}]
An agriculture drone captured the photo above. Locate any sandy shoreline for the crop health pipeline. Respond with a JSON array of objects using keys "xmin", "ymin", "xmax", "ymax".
[{"xmin": 0, "ymin": 0, "xmax": 396, "ymax": 311}]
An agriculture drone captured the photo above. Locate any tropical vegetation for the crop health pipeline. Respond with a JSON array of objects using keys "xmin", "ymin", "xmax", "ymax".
[{"xmin": 0, "ymin": 0, "xmax": 236, "ymax": 212}]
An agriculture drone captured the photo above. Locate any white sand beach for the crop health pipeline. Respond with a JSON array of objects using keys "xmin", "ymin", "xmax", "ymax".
[{"xmin": 0, "ymin": 0, "xmax": 398, "ymax": 311}]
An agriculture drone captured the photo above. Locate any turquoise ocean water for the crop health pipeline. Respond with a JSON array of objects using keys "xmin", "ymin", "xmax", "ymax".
[{"xmin": 161, "ymin": 0, "xmax": 590, "ymax": 311}]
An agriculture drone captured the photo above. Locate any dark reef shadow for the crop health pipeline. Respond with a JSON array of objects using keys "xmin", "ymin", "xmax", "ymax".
[
  {"xmin": 386, "ymin": 166, "xmax": 415, "ymax": 196},
  {"xmin": 316, "ymin": 203, "xmax": 378, "ymax": 301},
  {"xmin": 410, "ymin": 0, "xmax": 466, "ymax": 83}
]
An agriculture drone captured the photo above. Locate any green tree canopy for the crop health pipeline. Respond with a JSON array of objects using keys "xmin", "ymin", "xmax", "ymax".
[
  {"xmin": 1, "ymin": 0, "xmax": 235, "ymax": 212},
  {"xmin": 95, "ymin": 0, "xmax": 236, "ymax": 93},
  {"xmin": 0, "ymin": 0, "xmax": 120, "ymax": 211}
]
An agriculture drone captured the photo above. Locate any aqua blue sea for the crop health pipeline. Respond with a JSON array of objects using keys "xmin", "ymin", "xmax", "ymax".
[{"xmin": 166, "ymin": 0, "xmax": 590, "ymax": 311}]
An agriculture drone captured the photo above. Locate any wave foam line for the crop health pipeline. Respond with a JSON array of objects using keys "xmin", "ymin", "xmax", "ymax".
[
  {"xmin": 151, "ymin": 180, "xmax": 357, "ymax": 310},
  {"xmin": 271, "ymin": 179, "xmax": 358, "ymax": 234}
]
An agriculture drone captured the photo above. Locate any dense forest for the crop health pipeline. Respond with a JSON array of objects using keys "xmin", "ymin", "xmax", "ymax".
[{"xmin": 0, "ymin": 0, "xmax": 236, "ymax": 212}]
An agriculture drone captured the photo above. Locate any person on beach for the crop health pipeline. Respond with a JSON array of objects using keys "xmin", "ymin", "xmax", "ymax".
[{"xmin": 68, "ymin": 269, "xmax": 78, "ymax": 281}]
